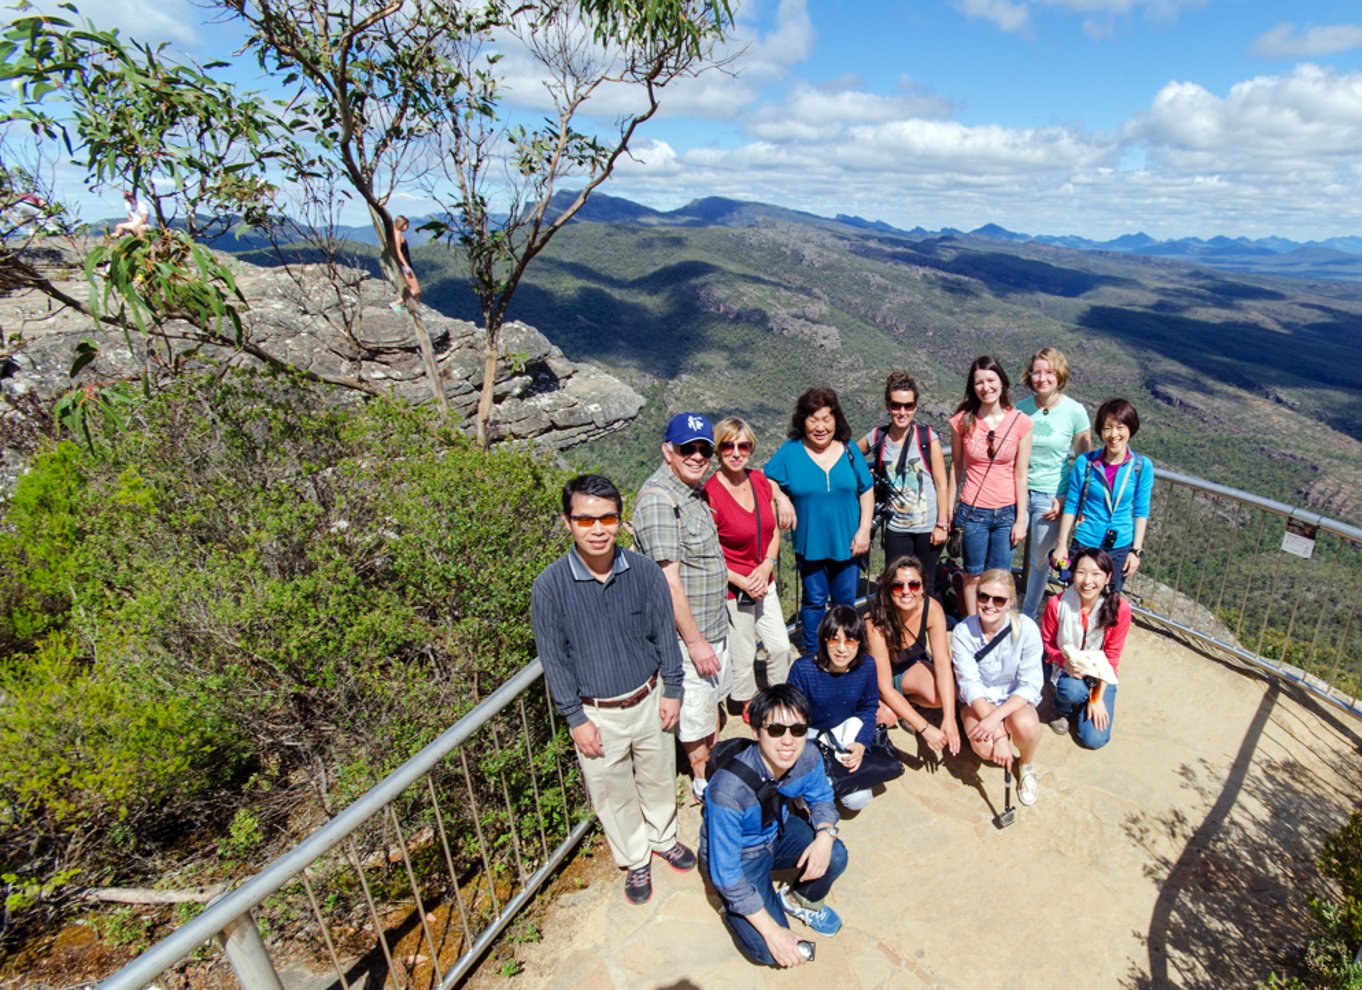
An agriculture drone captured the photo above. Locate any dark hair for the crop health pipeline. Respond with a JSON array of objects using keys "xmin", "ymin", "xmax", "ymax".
[
  {"xmin": 561, "ymin": 474, "xmax": 622, "ymax": 516},
  {"xmin": 1094, "ymin": 397, "xmax": 1140, "ymax": 439},
  {"xmin": 1070, "ymin": 547, "xmax": 1122, "ymax": 629},
  {"xmin": 884, "ymin": 370, "xmax": 919, "ymax": 405},
  {"xmin": 815, "ymin": 605, "xmax": 867, "ymax": 672},
  {"xmin": 748, "ymin": 683, "xmax": 811, "ymax": 729},
  {"xmin": 868, "ymin": 555, "xmax": 927, "ymax": 651},
  {"xmin": 788, "ymin": 387, "xmax": 852, "ymax": 443},
  {"xmin": 954, "ymin": 355, "xmax": 1013, "ymax": 436}
]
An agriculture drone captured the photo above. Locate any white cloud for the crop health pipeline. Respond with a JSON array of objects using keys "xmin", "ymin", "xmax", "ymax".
[
  {"xmin": 745, "ymin": 79, "xmax": 954, "ymax": 141},
  {"xmin": 12, "ymin": 0, "xmax": 199, "ymax": 45},
  {"xmin": 954, "ymin": 0, "xmax": 1030, "ymax": 34},
  {"xmin": 1251, "ymin": 23, "xmax": 1362, "ymax": 59},
  {"xmin": 1128, "ymin": 65, "xmax": 1362, "ymax": 171}
]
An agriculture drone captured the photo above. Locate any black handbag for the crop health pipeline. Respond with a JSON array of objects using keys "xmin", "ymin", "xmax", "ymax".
[{"xmin": 818, "ymin": 724, "xmax": 904, "ymax": 799}]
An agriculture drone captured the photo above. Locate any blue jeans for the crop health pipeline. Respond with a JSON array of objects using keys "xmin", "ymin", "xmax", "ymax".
[
  {"xmin": 1068, "ymin": 542, "xmax": 1132, "ymax": 596},
  {"xmin": 713, "ymin": 814, "xmax": 849, "ymax": 966},
  {"xmin": 1021, "ymin": 490, "xmax": 1060, "ymax": 620},
  {"xmin": 1054, "ymin": 669, "xmax": 1118, "ymax": 749},
  {"xmin": 954, "ymin": 502, "xmax": 1016, "ymax": 575},
  {"xmin": 796, "ymin": 556, "xmax": 860, "ymax": 656}
]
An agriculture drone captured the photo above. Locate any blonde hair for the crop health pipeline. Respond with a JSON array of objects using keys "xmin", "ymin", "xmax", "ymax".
[
  {"xmin": 713, "ymin": 416, "xmax": 757, "ymax": 450},
  {"xmin": 977, "ymin": 568, "xmax": 1021, "ymax": 640},
  {"xmin": 1023, "ymin": 347, "xmax": 1071, "ymax": 391}
]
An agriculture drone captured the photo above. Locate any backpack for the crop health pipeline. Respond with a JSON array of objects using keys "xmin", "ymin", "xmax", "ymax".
[
  {"xmin": 869, "ymin": 423, "xmax": 934, "ymax": 485},
  {"xmin": 869, "ymin": 423, "xmax": 934, "ymax": 526},
  {"xmin": 704, "ymin": 738, "xmax": 785, "ymax": 829}
]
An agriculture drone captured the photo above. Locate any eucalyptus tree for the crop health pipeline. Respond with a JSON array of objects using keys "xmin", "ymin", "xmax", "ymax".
[{"xmin": 222, "ymin": 0, "xmax": 735, "ymax": 445}]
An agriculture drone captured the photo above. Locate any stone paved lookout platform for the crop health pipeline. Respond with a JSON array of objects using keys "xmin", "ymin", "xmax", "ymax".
[{"xmin": 478, "ymin": 624, "xmax": 1362, "ymax": 990}]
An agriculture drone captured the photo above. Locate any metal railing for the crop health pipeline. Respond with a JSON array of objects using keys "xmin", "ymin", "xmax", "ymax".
[
  {"xmin": 97, "ymin": 660, "xmax": 596, "ymax": 990},
  {"xmin": 1107, "ymin": 467, "xmax": 1362, "ymax": 716}
]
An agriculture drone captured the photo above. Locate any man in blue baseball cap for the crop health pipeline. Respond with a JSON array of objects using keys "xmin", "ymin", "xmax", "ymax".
[{"xmin": 632, "ymin": 413, "xmax": 731, "ymax": 802}]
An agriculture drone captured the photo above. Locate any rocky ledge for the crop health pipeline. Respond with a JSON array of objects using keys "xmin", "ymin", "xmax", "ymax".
[{"xmin": 1, "ymin": 253, "xmax": 644, "ymax": 453}]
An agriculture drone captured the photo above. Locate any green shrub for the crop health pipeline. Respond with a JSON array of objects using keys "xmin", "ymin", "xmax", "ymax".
[{"xmin": 0, "ymin": 370, "xmax": 573, "ymax": 944}]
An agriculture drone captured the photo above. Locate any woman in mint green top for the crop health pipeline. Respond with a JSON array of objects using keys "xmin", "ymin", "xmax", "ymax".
[{"xmin": 1016, "ymin": 348, "xmax": 1091, "ymax": 620}]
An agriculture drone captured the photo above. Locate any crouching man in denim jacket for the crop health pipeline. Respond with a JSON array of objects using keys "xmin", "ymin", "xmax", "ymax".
[{"xmin": 699, "ymin": 683, "xmax": 849, "ymax": 967}]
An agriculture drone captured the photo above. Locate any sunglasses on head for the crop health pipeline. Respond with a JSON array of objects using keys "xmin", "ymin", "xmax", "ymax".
[
  {"xmin": 718, "ymin": 441, "xmax": 753, "ymax": 454},
  {"xmin": 676, "ymin": 441, "xmax": 714, "ymax": 459},
  {"xmin": 888, "ymin": 400, "xmax": 917, "ymax": 412},
  {"xmin": 891, "ymin": 579, "xmax": 923, "ymax": 593},
  {"xmin": 978, "ymin": 592, "xmax": 1010, "ymax": 608},
  {"xmin": 986, "ymin": 430, "xmax": 998, "ymax": 460},
  {"xmin": 569, "ymin": 513, "xmax": 620, "ymax": 529},
  {"xmin": 762, "ymin": 721, "xmax": 809, "ymax": 738}
]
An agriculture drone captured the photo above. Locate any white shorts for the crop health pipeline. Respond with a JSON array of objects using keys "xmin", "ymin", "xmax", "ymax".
[{"xmin": 677, "ymin": 636, "xmax": 730, "ymax": 742}]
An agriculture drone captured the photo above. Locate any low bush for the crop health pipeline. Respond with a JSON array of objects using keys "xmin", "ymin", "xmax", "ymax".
[{"xmin": 0, "ymin": 371, "xmax": 572, "ymax": 949}]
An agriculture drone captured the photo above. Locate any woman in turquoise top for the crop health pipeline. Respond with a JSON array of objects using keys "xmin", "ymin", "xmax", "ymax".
[
  {"xmin": 764, "ymin": 387, "xmax": 874, "ymax": 657},
  {"xmin": 1053, "ymin": 397, "xmax": 1154, "ymax": 597},
  {"xmin": 1016, "ymin": 348, "xmax": 1091, "ymax": 620}
]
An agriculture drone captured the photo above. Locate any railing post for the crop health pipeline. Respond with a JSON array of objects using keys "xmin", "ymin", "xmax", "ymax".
[{"xmin": 218, "ymin": 912, "xmax": 284, "ymax": 990}]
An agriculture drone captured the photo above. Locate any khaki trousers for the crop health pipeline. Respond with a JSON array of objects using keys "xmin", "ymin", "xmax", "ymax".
[{"xmin": 577, "ymin": 681, "xmax": 678, "ymax": 870}]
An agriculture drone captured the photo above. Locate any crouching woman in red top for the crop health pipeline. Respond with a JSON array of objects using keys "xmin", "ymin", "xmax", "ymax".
[{"xmin": 1039, "ymin": 547, "xmax": 1131, "ymax": 750}]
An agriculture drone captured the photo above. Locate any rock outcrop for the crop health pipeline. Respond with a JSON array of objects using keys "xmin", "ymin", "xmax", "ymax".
[{"xmin": 1, "ymin": 252, "xmax": 644, "ymax": 457}]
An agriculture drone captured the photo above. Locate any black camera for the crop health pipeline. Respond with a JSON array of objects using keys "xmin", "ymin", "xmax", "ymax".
[{"xmin": 1101, "ymin": 528, "xmax": 1118, "ymax": 549}]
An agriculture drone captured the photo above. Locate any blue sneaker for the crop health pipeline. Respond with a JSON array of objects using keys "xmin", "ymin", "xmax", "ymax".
[{"xmin": 778, "ymin": 884, "xmax": 842, "ymax": 936}]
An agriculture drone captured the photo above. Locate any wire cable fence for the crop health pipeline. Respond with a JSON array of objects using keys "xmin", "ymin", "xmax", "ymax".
[{"xmin": 96, "ymin": 660, "xmax": 596, "ymax": 990}]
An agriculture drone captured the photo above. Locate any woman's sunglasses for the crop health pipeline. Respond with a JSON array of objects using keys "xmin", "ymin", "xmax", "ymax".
[
  {"xmin": 978, "ymin": 593, "xmax": 1010, "ymax": 608},
  {"xmin": 987, "ymin": 430, "xmax": 998, "ymax": 459},
  {"xmin": 718, "ymin": 441, "xmax": 753, "ymax": 454},
  {"xmin": 888, "ymin": 400, "xmax": 917, "ymax": 412},
  {"xmin": 891, "ymin": 580, "xmax": 923, "ymax": 593},
  {"xmin": 762, "ymin": 721, "xmax": 809, "ymax": 738}
]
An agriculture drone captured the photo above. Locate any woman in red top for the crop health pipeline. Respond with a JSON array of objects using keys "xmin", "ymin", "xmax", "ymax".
[
  {"xmin": 705, "ymin": 417, "xmax": 792, "ymax": 713},
  {"xmin": 1039, "ymin": 547, "xmax": 1131, "ymax": 749}
]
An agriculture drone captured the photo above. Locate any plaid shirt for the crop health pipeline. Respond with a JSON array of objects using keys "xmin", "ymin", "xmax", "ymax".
[{"xmin": 631, "ymin": 465, "xmax": 729, "ymax": 643}]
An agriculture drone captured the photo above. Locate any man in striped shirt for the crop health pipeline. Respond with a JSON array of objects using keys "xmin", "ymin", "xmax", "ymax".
[{"xmin": 531, "ymin": 474, "xmax": 694, "ymax": 905}]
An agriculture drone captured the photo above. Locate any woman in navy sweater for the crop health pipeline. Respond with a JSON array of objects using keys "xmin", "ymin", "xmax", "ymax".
[{"xmin": 787, "ymin": 606, "xmax": 886, "ymax": 811}]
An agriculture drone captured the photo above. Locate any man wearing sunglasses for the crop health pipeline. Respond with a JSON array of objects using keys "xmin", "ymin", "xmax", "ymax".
[
  {"xmin": 632, "ymin": 413, "xmax": 732, "ymax": 802},
  {"xmin": 701, "ymin": 684, "xmax": 847, "ymax": 967},
  {"xmin": 532, "ymin": 474, "xmax": 692, "ymax": 906}
]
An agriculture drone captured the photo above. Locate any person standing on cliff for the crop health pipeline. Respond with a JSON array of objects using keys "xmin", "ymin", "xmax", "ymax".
[
  {"xmin": 632, "ymin": 413, "xmax": 731, "ymax": 802},
  {"xmin": 531, "ymin": 474, "xmax": 695, "ymax": 906}
]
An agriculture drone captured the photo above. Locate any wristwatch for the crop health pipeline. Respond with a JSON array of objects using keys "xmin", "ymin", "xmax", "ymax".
[
  {"xmin": 1130, "ymin": 548, "xmax": 1144, "ymax": 558},
  {"xmin": 816, "ymin": 824, "xmax": 840, "ymax": 838}
]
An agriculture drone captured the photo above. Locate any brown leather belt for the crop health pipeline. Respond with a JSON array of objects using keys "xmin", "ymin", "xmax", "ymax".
[{"xmin": 581, "ymin": 672, "xmax": 659, "ymax": 710}]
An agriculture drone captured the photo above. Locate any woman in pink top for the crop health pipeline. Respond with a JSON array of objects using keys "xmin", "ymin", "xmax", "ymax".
[
  {"xmin": 949, "ymin": 356, "xmax": 1032, "ymax": 615},
  {"xmin": 1039, "ymin": 547, "xmax": 1131, "ymax": 749},
  {"xmin": 704, "ymin": 417, "xmax": 792, "ymax": 714}
]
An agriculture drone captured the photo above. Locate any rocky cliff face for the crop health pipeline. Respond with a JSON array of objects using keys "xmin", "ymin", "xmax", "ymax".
[{"xmin": 1, "ymin": 253, "xmax": 645, "ymax": 471}]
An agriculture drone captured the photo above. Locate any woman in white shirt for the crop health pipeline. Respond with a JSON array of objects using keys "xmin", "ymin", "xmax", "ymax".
[{"xmin": 950, "ymin": 568, "xmax": 1044, "ymax": 806}]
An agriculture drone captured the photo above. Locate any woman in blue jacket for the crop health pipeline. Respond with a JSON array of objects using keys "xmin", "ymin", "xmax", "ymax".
[
  {"xmin": 765, "ymin": 387, "xmax": 874, "ymax": 656},
  {"xmin": 1052, "ymin": 398, "xmax": 1154, "ymax": 596}
]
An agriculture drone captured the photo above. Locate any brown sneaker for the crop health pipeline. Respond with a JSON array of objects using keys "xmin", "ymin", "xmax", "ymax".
[
  {"xmin": 653, "ymin": 842, "xmax": 697, "ymax": 873},
  {"xmin": 624, "ymin": 865, "xmax": 652, "ymax": 905}
]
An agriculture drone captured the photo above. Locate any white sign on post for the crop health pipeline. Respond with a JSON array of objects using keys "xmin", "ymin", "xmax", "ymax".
[{"xmin": 1281, "ymin": 517, "xmax": 1318, "ymax": 560}]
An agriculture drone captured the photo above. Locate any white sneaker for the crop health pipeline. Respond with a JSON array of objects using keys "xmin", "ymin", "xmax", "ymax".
[
  {"xmin": 691, "ymin": 776, "xmax": 708, "ymax": 802},
  {"xmin": 1049, "ymin": 715, "xmax": 1071, "ymax": 735},
  {"xmin": 1017, "ymin": 764, "xmax": 1038, "ymax": 806}
]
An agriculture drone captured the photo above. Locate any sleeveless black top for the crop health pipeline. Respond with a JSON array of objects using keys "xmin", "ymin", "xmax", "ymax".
[{"xmin": 891, "ymin": 603, "xmax": 932, "ymax": 674}]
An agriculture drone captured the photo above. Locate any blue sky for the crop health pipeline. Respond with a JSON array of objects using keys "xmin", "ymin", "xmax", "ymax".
[{"xmin": 18, "ymin": 0, "xmax": 1362, "ymax": 240}]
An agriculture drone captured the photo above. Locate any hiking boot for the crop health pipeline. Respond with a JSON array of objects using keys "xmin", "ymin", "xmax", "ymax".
[
  {"xmin": 624, "ymin": 865, "xmax": 652, "ymax": 905},
  {"xmin": 653, "ymin": 842, "xmax": 696, "ymax": 873},
  {"xmin": 1049, "ymin": 715, "xmax": 1071, "ymax": 735},
  {"xmin": 1017, "ymin": 764, "xmax": 1039, "ymax": 807},
  {"xmin": 778, "ymin": 884, "xmax": 843, "ymax": 937}
]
